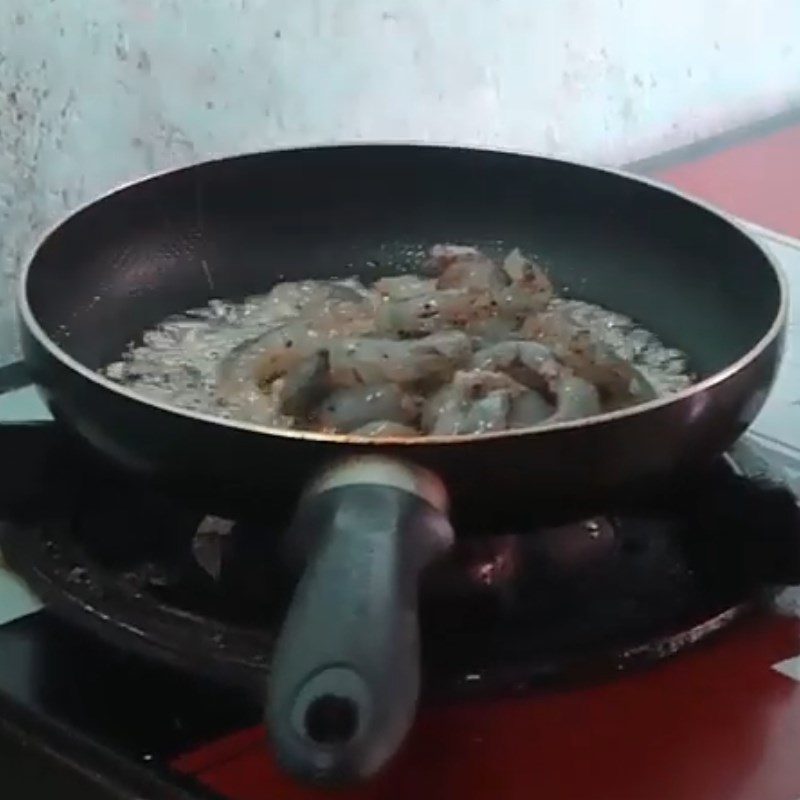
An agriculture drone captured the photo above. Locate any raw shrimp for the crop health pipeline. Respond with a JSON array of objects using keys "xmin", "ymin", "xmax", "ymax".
[
  {"xmin": 102, "ymin": 243, "xmax": 694, "ymax": 437},
  {"xmin": 317, "ymin": 385, "xmax": 420, "ymax": 433},
  {"xmin": 508, "ymin": 390, "xmax": 554, "ymax": 428},
  {"xmin": 551, "ymin": 375, "xmax": 602, "ymax": 421},
  {"xmin": 499, "ymin": 248, "xmax": 553, "ymax": 312},
  {"xmin": 278, "ymin": 351, "xmax": 332, "ymax": 418},
  {"xmin": 376, "ymin": 288, "xmax": 494, "ymax": 337},
  {"xmin": 217, "ymin": 381, "xmax": 286, "ymax": 426},
  {"xmin": 472, "ymin": 340, "xmax": 562, "ymax": 387},
  {"xmin": 217, "ymin": 320, "xmax": 328, "ymax": 396},
  {"xmin": 217, "ymin": 292, "xmax": 376, "ymax": 406},
  {"xmin": 431, "ymin": 245, "xmax": 509, "ymax": 293},
  {"xmin": 464, "ymin": 315, "xmax": 518, "ymax": 342},
  {"xmin": 423, "ymin": 369, "xmax": 528, "ymax": 435},
  {"xmin": 523, "ymin": 310, "xmax": 655, "ymax": 407},
  {"xmin": 374, "ymin": 275, "xmax": 436, "ymax": 300},
  {"xmin": 328, "ymin": 331, "xmax": 472, "ymax": 387},
  {"xmin": 351, "ymin": 421, "xmax": 419, "ymax": 437}
]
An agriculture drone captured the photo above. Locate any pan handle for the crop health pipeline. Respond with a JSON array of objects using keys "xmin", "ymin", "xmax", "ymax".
[{"xmin": 266, "ymin": 457, "xmax": 453, "ymax": 786}]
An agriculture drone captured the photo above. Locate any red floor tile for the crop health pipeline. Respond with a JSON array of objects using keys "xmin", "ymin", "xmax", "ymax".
[{"xmin": 654, "ymin": 125, "xmax": 800, "ymax": 239}]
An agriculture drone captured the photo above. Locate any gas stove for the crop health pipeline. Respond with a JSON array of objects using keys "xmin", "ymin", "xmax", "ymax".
[
  {"xmin": 3, "ymin": 421, "xmax": 799, "ymax": 696},
  {"xmin": 2, "ymin": 226, "xmax": 800, "ymax": 800}
]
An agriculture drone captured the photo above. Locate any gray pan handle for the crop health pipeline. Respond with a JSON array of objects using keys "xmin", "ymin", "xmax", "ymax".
[{"xmin": 266, "ymin": 457, "xmax": 453, "ymax": 786}]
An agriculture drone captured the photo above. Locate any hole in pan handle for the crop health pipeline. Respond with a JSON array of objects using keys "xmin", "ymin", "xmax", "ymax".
[{"xmin": 265, "ymin": 456, "xmax": 454, "ymax": 787}]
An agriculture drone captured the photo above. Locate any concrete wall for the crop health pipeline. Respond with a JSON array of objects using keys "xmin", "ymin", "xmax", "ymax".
[{"xmin": 2, "ymin": 0, "xmax": 800, "ymax": 364}]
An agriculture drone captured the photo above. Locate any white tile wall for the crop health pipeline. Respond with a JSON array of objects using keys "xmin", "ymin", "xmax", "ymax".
[{"xmin": 3, "ymin": 0, "xmax": 800, "ymax": 365}]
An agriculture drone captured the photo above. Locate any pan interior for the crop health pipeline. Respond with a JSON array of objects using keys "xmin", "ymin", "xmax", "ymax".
[{"xmin": 24, "ymin": 146, "xmax": 782, "ymax": 380}]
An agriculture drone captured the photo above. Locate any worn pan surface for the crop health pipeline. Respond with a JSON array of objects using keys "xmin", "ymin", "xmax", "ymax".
[{"xmin": 18, "ymin": 145, "xmax": 787, "ymax": 785}]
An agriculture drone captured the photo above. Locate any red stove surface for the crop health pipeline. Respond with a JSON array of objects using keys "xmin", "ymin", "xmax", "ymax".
[
  {"xmin": 652, "ymin": 122, "xmax": 800, "ymax": 239},
  {"xmin": 169, "ymin": 116, "xmax": 800, "ymax": 800},
  {"xmin": 174, "ymin": 615, "xmax": 800, "ymax": 800}
]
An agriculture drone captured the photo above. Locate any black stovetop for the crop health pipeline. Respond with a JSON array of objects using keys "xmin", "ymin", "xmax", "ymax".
[{"xmin": 1, "ymin": 418, "xmax": 800, "ymax": 798}]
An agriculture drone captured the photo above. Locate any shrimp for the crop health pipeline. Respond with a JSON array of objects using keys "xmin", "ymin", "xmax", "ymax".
[
  {"xmin": 278, "ymin": 351, "xmax": 332, "ymax": 418},
  {"xmin": 422, "ymin": 369, "xmax": 526, "ymax": 434},
  {"xmin": 472, "ymin": 340, "xmax": 563, "ymax": 391},
  {"xmin": 217, "ymin": 293, "xmax": 378, "ymax": 403},
  {"xmin": 426, "ymin": 388, "xmax": 512, "ymax": 435},
  {"xmin": 328, "ymin": 331, "xmax": 472, "ymax": 387},
  {"xmin": 374, "ymin": 275, "xmax": 437, "ymax": 301},
  {"xmin": 424, "ymin": 369, "xmax": 600, "ymax": 433},
  {"xmin": 551, "ymin": 375, "xmax": 602, "ymax": 421},
  {"xmin": 376, "ymin": 289, "xmax": 494, "ymax": 337},
  {"xmin": 508, "ymin": 390, "xmax": 554, "ymax": 428},
  {"xmin": 428, "ymin": 245, "xmax": 509, "ymax": 293},
  {"xmin": 149, "ymin": 243, "xmax": 689, "ymax": 439},
  {"xmin": 460, "ymin": 391, "xmax": 512, "ymax": 434},
  {"xmin": 464, "ymin": 315, "xmax": 518, "ymax": 342},
  {"xmin": 498, "ymin": 248, "xmax": 553, "ymax": 313},
  {"xmin": 492, "ymin": 283, "xmax": 551, "ymax": 317},
  {"xmin": 241, "ymin": 279, "xmax": 377, "ymax": 342},
  {"xmin": 523, "ymin": 311, "xmax": 654, "ymax": 407},
  {"xmin": 215, "ymin": 366, "xmax": 288, "ymax": 426},
  {"xmin": 225, "ymin": 321, "xmax": 330, "ymax": 390},
  {"xmin": 317, "ymin": 384, "xmax": 420, "ymax": 433},
  {"xmin": 351, "ymin": 421, "xmax": 420, "ymax": 437}
]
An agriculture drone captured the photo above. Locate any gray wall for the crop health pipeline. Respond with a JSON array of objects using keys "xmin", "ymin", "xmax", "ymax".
[{"xmin": 3, "ymin": 0, "xmax": 800, "ymax": 364}]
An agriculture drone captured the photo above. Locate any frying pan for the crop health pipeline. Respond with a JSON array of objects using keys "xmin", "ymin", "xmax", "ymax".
[{"xmin": 18, "ymin": 145, "xmax": 786, "ymax": 785}]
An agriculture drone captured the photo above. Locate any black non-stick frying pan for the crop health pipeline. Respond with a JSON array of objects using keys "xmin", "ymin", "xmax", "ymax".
[{"xmin": 19, "ymin": 145, "xmax": 786, "ymax": 785}]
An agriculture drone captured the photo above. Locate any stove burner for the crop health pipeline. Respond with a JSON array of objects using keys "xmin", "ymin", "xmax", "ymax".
[{"xmin": 1, "ymin": 425, "xmax": 799, "ymax": 701}]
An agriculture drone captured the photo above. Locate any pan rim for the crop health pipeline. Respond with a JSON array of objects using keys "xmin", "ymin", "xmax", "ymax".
[{"xmin": 17, "ymin": 141, "xmax": 789, "ymax": 446}]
